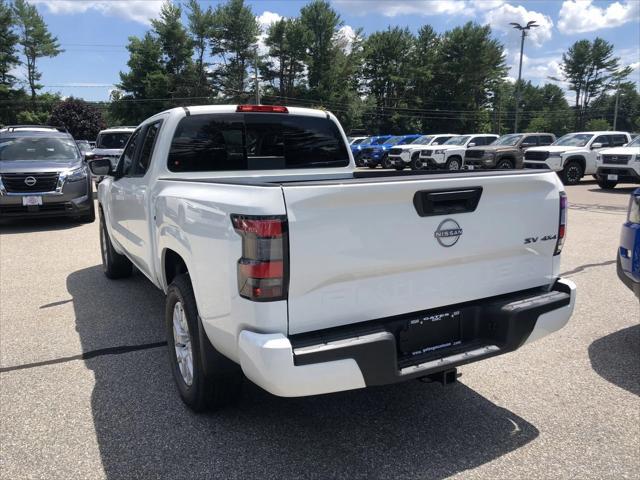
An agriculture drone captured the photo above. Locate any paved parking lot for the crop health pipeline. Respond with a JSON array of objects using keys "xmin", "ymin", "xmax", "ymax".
[{"xmin": 1, "ymin": 180, "xmax": 638, "ymax": 480}]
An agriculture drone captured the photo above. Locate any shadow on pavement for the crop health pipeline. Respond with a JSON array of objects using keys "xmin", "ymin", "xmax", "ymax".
[
  {"xmin": 0, "ymin": 216, "xmax": 87, "ymax": 234},
  {"xmin": 588, "ymin": 324, "xmax": 640, "ymax": 397},
  {"xmin": 587, "ymin": 186, "xmax": 636, "ymax": 195},
  {"xmin": 68, "ymin": 265, "xmax": 539, "ymax": 479}
]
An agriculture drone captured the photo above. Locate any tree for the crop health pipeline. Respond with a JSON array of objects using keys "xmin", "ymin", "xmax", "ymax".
[
  {"xmin": 152, "ymin": 2, "xmax": 194, "ymax": 98},
  {"xmin": 263, "ymin": 18, "xmax": 309, "ymax": 101},
  {"xmin": 48, "ymin": 97, "xmax": 106, "ymax": 140},
  {"xmin": 186, "ymin": 0, "xmax": 214, "ymax": 97},
  {"xmin": 0, "ymin": 0, "xmax": 20, "ymax": 89},
  {"xmin": 556, "ymin": 37, "xmax": 631, "ymax": 129},
  {"xmin": 12, "ymin": 0, "xmax": 62, "ymax": 100},
  {"xmin": 211, "ymin": 0, "xmax": 260, "ymax": 99},
  {"xmin": 590, "ymin": 82, "xmax": 640, "ymax": 132},
  {"xmin": 432, "ymin": 22, "xmax": 506, "ymax": 132},
  {"xmin": 299, "ymin": 0, "xmax": 342, "ymax": 97},
  {"xmin": 585, "ymin": 118, "xmax": 611, "ymax": 131}
]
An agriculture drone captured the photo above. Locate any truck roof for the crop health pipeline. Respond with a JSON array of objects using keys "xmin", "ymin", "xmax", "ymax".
[
  {"xmin": 158, "ymin": 105, "xmax": 331, "ymax": 119},
  {"xmin": 571, "ymin": 131, "xmax": 629, "ymax": 135}
]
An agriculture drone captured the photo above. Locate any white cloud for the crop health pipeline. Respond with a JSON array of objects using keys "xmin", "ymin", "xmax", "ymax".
[
  {"xmin": 28, "ymin": 0, "xmax": 163, "ymax": 25},
  {"xmin": 333, "ymin": 0, "xmax": 469, "ymax": 17},
  {"xmin": 557, "ymin": 0, "xmax": 640, "ymax": 34},
  {"xmin": 336, "ymin": 25, "xmax": 357, "ymax": 53},
  {"xmin": 485, "ymin": 3, "xmax": 554, "ymax": 47},
  {"xmin": 255, "ymin": 11, "xmax": 283, "ymax": 56}
]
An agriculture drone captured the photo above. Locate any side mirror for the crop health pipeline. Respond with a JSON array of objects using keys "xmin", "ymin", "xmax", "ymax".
[
  {"xmin": 83, "ymin": 152, "xmax": 95, "ymax": 163},
  {"xmin": 88, "ymin": 158, "xmax": 113, "ymax": 177},
  {"xmin": 468, "ymin": 142, "xmax": 476, "ymax": 147},
  {"xmin": 591, "ymin": 142, "xmax": 603, "ymax": 149}
]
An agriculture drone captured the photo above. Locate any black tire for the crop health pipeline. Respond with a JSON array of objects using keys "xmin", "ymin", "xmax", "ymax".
[
  {"xmin": 99, "ymin": 208, "xmax": 133, "ymax": 279},
  {"xmin": 446, "ymin": 156, "xmax": 462, "ymax": 171},
  {"xmin": 166, "ymin": 274, "xmax": 242, "ymax": 412},
  {"xmin": 596, "ymin": 177, "xmax": 618, "ymax": 189},
  {"xmin": 411, "ymin": 153, "xmax": 424, "ymax": 170},
  {"xmin": 381, "ymin": 154, "xmax": 392, "ymax": 169},
  {"xmin": 561, "ymin": 161, "xmax": 584, "ymax": 185},
  {"xmin": 496, "ymin": 158, "xmax": 514, "ymax": 169},
  {"xmin": 354, "ymin": 153, "xmax": 364, "ymax": 167},
  {"xmin": 367, "ymin": 162, "xmax": 377, "ymax": 169},
  {"xmin": 78, "ymin": 200, "xmax": 96, "ymax": 223}
]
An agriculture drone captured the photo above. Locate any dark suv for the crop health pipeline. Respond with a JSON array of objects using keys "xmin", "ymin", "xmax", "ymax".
[
  {"xmin": 464, "ymin": 133, "xmax": 556, "ymax": 169},
  {"xmin": 0, "ymin": 126, "xmax": 95, "ymax": 222}
]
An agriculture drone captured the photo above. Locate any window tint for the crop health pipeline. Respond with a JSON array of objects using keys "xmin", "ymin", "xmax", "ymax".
[
  {"xmin": 610, "ymin": 134, "xmax": 628, "ymax": 147},
  {"xmin": 593, "ymin": 135, "xmax": 610, "ymax": 147},
  {"xmin": 521, "ymin": 136, "xmax": 538, "ymax": 147},
  {"xmin": 119, "ymin": 129, "xmax": 141, "ymax": 176},
  {"xmin": 134, "ymin": 122, "xmax": 162, "ymax": 176},
  {"xmin": 97, "ymin": 132, "xmax": 132, "ymax": 149},
  {"xmin": 539, "ymin": 135, "xmax": 554, "ymax": 145},
  {"xmin": 168, "ymin": 113, "xmax": 348, "ymax": 172},
  {"xmin": 471, "ymin": 137, "xmax": 491, "ymax": 146}
]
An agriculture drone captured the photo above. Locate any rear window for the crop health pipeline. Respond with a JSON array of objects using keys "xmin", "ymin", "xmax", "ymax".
[
  {"xmin": 168, "ymin": 113, "xmax": 349, "ymax": 172},
  {"xmin": 97, "ymin": 132, "xmax": 132, "ymax": 149}
]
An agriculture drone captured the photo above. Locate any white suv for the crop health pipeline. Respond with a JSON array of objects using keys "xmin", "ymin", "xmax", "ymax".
[
  {"xmin": 524, "ymin": 131, "xmax": 631, "ymax": 185},
  {"xmin": 418, "ymin": 134, "xmax": 499, "ymax": 171},
  {"xmin": 93, "ymin": 126, "xmax": 136, "ymax": 168},
  {"xmin": 595, "ymin": 135, "xmax": 640, "ymax": 189},
  {"xmin": 388, "ymin": 134, "xmax": 457, "ymax": 170}
]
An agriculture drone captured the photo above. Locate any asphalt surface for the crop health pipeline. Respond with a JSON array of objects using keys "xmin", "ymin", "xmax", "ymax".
[{"xmin": 1, "ymin": 180, "xmax": 638, "ymax": 479}]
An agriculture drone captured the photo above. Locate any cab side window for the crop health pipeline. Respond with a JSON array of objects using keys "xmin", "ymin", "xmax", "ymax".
[
  {"xmin": 539, "ymin": 135, "xmax": 554, "ymax": 146},
  {"xmin": 133, "ymin": 121, "xmax": 162, "ymax": 176},
  {"xmin": 593, "ymin": 135, "xmax": 610, "ymax": 148},
  {"xmin": 521, "ymin": 136, "xmax": 538, "ymax": 147},
  {"xmin": 119, "ymin": 129, "xmax": 141, "ymax": 177},
  {"xmin": 610, "ymin": 134, "xmax": 628, "ymax": 147}
]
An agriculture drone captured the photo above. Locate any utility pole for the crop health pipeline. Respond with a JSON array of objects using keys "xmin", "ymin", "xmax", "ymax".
[
  {"xmin": 254, "ymin": 48, "xmax": 260, "ymax": 105},
  {"xmin": 613, "ymin": 78, "xmax": 621, "ymax": 130},
  {"xmin": 510, "ymin": 21, "xmax": 539, "ymax": 133}
]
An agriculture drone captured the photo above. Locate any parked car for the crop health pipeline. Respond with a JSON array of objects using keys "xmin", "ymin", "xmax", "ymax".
[
  {"xmin": 89, "ymin": 104, "xmax": 575, "ymax": 412},
  {"xmin": 0, "ymin": 125, "xmax": 95, "ymax": 222},
  {"xmin": 388, "ymin": 134, "xmax": 457, "ymax": 170},
  {"xmin": 352, "ymin": 135, "xmax": 391, "ymax": 167},
  {"xmin": 362, "ymin": 134, "xmax": 423, "ymax": 169},
  {"xmin": 75, "ymin": 139, "xmax": 93, "ymax": 155},
  {"xmin": 348, "ymin": 136, "xmax": 368, "ymax": 145},
  {"xmin": 595, "ymin": 135, "xmax": 640, "ymax": 189},
  {"xmin": 418, "ymin": 134, "xmax": 499, "ymax": 171},
  {"xmin": 618, "ymin": 189, "xmax": 640, "ymax": 299},
  {"xmin": 524, "ymin": 131, "xmax": 631, "ymax": 185},
  {"xmin": 464, "ymin": 133, "xmax": 556, "ymax": 170},
  {"xmin": 93, "ymin": 126, "xmax": 136, "ymax": 169}
]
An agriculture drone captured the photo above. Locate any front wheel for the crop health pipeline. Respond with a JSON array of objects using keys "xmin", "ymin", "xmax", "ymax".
[
  {"xmin": 166, "ymin": 274, "xmax": 243, "ymax": 412},
  {"xmin": 381, "ymin": 154, "xmax": 392, "ymax": 169},
  {"xmin": 99, "ymin": 209, "xmax": 132, "ymax": 279},
  {"xmin": 561, "ymin": 161, "xmax": 584, "ymax": 185},
  {"xmin": 496, "ymin": 159, "xmax": 514, "ymax": 169},
  {"xmin": 446, "ymin": 157, "xmax": 462, "ymax": 171},
  {"xmin": 596, "ymin": 177, "xmax": 618, "ymax": 190}
]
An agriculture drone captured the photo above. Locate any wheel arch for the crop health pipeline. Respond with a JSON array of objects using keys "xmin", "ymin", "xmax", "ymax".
[
  {"xmin": 564, "ymin": 155, "xmax": 586, "ymax": 171},
  {"xmin": 162, "ymin": 248, "xmax": 190, "ymax": 290}
]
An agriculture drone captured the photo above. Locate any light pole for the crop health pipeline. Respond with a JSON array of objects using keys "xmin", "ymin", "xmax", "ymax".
[{"xmin": 510, "ymin": 20, "xmax": 538, "ymax": 133}]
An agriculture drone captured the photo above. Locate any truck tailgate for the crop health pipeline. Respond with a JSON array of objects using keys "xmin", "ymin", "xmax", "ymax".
[{"xmin": 282, "ymin": 172, "xmax": 561, "ymax": 334}]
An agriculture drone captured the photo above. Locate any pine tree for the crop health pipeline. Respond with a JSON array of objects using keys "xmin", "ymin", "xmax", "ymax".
[{"xmin": 0, "ymin": 0, "xmax": 20, "ymax": 89}]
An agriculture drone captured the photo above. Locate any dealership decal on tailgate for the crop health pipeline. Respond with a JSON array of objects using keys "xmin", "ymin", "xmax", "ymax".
[{"xmin": 399, "ymin": 310, "xmax": 463, "ymax": 356}]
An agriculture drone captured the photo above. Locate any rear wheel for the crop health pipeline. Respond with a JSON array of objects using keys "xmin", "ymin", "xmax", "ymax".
[
  {"xmin": 381, "ymin": 154, "xmax": 392, "ymax": 169},
  {"xmin": 166, "ymin": 274, "xmax": 243, "ymax": 412},
  {"xmin": 561, "ymin": 161, "xmax": 583, "ymax": 185},
  {"xmin": 99, "ymin": 209, "xmax": 133, "ymax": 279},
  {"xmin": 596, "ymin": 177, "xmax": 618, "ymax": 189},
  {"xmin": 411, "ymin": 154, "xmax": 424, "ymax": 170},
  {"xmin": 446, "ymin": 157, "xmax": 462, "ymax": 171},
  {"xmin": 496, "ymin": 158, "xmax": 514, "ymax": 169}
]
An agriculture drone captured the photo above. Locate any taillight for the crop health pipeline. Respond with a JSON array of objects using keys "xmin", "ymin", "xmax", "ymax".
[
  {"xmin": 236, "ymin": 105, "xmax": 289, "ymax": 113},
  {"xmin": 555, "ymin": 191, "xmax": 567, "ymax": 255},
  {"xmin": 231, "ymin": 214, "xmax": 288, "ymax": 301}
]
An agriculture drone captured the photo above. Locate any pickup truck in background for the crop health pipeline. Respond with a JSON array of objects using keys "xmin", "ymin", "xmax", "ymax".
[
  {"xmin": 524, "ymin": 131, "xmax": 631, "ymax": 185},
  {"xmin": 464, "ymin": 133, "xmax": 555, "ymax": 170},
  {"xmin": 418, "ymin": 134, "xmax": 499, "ymax": 171},
  {"xmin": 361, "ymin": 134, "xmax": 422, "ymax": 169},
  {"xmin": 618, "ymin": 188, "xmax": 640, "ymax": 299},
  {"xmin": 90, "ymin": 104, "xmax": 576, "ymax": 412},
  {"xmin": 595, "ymin": 135, "xmax": 640, "ymax": 189},
  {"xmin": 387, "ymin": 134, "xmax": 457, "ymax": 170},
  {"xmin": 92, "ymin": 126, "xmax": 136, "ymax": 169}
]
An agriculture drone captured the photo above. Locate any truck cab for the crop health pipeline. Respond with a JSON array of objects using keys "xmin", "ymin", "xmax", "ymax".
[
  {"xmin": 595, "ymin": 135, "xmax": 640, "ymax": 189},
  {"xmin": 524, "ymin": 131, "xmax": 631, "ymax": 185}
]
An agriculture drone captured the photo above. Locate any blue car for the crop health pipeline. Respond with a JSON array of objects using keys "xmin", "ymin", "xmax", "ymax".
[
  {"xmin": 361, "ymin": 134, "xmax": 423, "ymax": 169},
  {"xmin": 352, "ymin": 135, "xmax": 392, "ymax": 167},
  {"xmin": 619, "ymin": 188, "xmax": 640, "ymax": 299}
]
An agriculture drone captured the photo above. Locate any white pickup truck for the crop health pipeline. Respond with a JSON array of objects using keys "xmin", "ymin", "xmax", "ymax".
[
  {"xmin": 523, "ymin": 131, "xmax": 631, "ymax": 185},
  {"xmin": 89, "ymin": 105, "xmax": 576, "ymax": 412},
  {"xmin": 387, "ymin": 134, "xmax": 457, "ymax": 170},
  {"xmin": 595, "ymin": 135, "xmax": 640, "ymax": 189},
  {"xmin": 417, "ymin": 134, "xmax": 499, "ymax": 171}
]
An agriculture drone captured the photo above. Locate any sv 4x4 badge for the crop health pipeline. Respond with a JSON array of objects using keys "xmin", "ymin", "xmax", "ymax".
[{"xmin": 524, "ymin": 235, "xmax": 557, "ymax": 244}]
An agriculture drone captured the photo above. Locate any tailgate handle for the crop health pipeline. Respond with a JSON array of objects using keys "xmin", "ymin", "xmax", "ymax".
[{"xmin": 413, "ymin": 187, "xmax": 483, "ymax": 217}]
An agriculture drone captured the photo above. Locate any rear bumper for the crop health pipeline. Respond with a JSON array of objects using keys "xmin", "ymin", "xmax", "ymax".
[
  {"xmin": 238, "ymin": 278, "xmax": 576, "ymax": 397},
  {"xmin": 597, "ymin": 167, "xmax": 640, "ymax": 183}
]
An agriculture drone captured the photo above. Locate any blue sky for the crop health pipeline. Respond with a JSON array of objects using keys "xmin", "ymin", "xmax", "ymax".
[{"xmin": 21, "ymin": 0, "xmax": 640, "ymax": 102}]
